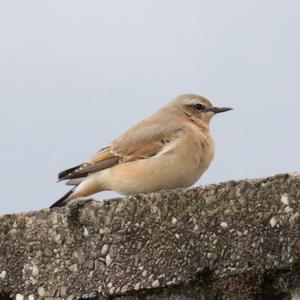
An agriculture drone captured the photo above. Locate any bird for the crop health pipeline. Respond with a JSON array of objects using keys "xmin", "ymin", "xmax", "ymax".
[{"xmin": 50, "ymin": 94, "xmax": 232, "ymax": 208}]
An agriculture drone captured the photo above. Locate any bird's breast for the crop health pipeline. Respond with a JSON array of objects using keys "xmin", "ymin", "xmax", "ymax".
[{"xmin": 179, "ymin": 129, "xmax": 214, "ymax": 180}]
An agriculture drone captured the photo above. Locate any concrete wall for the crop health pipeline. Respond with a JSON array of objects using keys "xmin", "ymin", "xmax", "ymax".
[{"xmin": 0, "ymin": 173, "xmax": 300, "ymax": 300}]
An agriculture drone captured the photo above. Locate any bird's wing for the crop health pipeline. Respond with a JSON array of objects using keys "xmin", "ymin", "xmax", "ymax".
[
  {"xmin": 110, "ymin": 121, "xmax": 185, "ymax": 160},
  {"xmin": 58, "ymin": 121, "xmax": 185, "ymax": 181}
]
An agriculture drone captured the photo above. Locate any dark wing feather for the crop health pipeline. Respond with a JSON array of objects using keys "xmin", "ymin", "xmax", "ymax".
[
  {"xmin": 58, "ymin": 121, "xmax": 184, "ymax": 182},
  {"xmin": 60, "ymin": 156, "xmax": 120, "ymax": 180},
  {"xmin": 58, "ymin": 164, "xmax": 83, "ymax": 181},
  {"xmin": 58, "ymin": 147, "xmax": 120, "ymax": 181}
]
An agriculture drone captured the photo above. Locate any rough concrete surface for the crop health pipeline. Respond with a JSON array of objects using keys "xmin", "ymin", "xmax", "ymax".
[{"xmin": 0, "ymin": 173, "xmax": 300, "ymax": 300}]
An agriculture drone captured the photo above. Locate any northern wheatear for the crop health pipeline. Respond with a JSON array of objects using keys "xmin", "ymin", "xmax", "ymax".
[{"xmin": 51, "ymin": 94, "xmax": 232, "ymax": 208}]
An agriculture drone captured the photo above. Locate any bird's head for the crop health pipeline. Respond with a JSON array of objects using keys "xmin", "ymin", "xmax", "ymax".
[{"xmin": 169, "ymin": 94, "xmax": 233, "ymax": 125}]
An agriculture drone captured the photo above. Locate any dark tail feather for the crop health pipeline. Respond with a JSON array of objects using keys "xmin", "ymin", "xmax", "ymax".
[{"xmin": 50, "ymin": 188, "xmax": 75, "ymax": 208}]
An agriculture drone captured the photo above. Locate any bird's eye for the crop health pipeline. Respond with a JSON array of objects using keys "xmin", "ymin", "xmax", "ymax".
[{"xmin": 192, "ymin": 103, "xmax": 206, "ymax": 111}]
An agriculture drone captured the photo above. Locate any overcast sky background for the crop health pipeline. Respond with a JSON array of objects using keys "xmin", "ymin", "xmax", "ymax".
[{"xmin": 0, "ymin": 1, "xmax": 299, "ymax": 214}]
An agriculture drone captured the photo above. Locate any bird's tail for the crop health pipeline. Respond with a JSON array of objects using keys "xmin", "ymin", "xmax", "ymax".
[{"xmin": 50, "ymin": 188, "xmax": 75, "ymax": 208}]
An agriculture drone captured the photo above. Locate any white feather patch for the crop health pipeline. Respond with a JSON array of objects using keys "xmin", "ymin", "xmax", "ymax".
[{"xmin": 66, "ymin": 178, "xmax": 84, "ymax": 186}]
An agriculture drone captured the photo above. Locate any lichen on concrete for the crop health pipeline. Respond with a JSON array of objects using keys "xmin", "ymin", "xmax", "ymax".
[{"xmin": 0, "ymin": 173, "xmax": 300, "ymax": 300}]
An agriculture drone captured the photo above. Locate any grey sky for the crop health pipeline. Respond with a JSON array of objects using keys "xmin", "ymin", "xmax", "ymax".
[{"xmin": 0, "ymin": 1, "xmax": 299, "ymax": 214}]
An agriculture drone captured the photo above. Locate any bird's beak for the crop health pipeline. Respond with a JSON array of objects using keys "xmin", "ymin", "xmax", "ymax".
[{"xmin": 210, "ymin": 107, "xmax": 233, "ymax": 114}]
